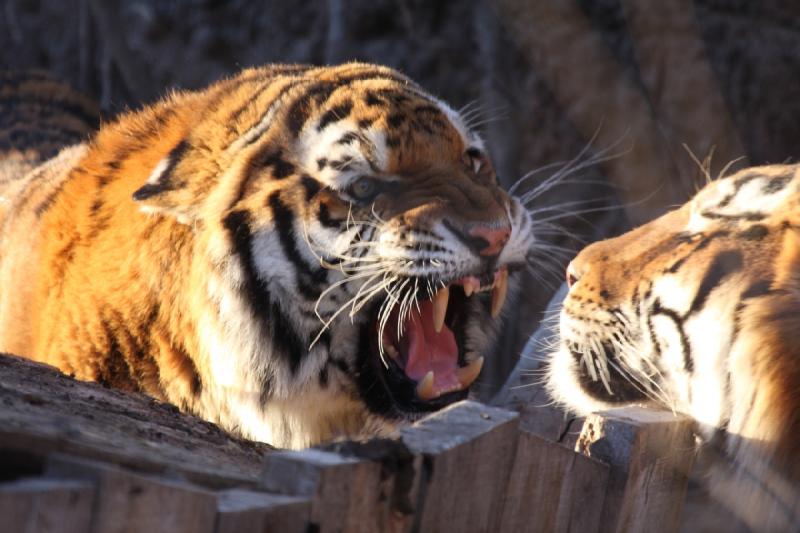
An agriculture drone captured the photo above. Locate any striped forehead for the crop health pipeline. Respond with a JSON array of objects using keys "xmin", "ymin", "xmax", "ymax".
[
  {"xmin": 687, "ymin": 167, "xmax": 798, "ymax": 233},
  {"xmin": 293, "ymin": 86, "xmax": 475, "ymax": 188}
]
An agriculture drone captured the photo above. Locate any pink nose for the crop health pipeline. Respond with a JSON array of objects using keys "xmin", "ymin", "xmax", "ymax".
[{"xmin": 468, "ymin": 225, "xmax": 511, "ymax": 257}]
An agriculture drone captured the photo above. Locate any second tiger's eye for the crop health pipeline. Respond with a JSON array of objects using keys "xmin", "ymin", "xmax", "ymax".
[{"xmin": 349, "ymin": 176, "xmax": 380, "ymax": 202}]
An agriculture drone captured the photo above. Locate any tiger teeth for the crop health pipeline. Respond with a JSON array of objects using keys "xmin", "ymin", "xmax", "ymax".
[
  {"xmin": 491, "ymin": 269, "xmax": 508, "ymax": 318},
  {"xmin": 417, "ymin": 371, "xmax": 435, "ymax": 401},
  {"xmin": 462, "ymin": 278, "xmax": 478, "ymax": 297},
  {"xmin": 432, "ymin": 286, "xmax": 449, "ymax": 333},
  {"xmin": 385, "ymin": 344, "xmax": 399, "ymax": 360},
  {"xmin": 456, "ymin": 356, "xmax": 484, "ymax": 388}
]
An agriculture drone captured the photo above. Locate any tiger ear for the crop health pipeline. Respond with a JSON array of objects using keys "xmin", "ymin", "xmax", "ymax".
[{"xmin": 132, "ymin": 140, "xmax": 200, "ymax": 224}]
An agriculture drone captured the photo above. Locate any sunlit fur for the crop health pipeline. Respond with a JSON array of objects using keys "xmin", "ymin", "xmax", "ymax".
[
  {"xmin": 548, "ymin": 165, "xmax": 800, "ymax": 530},
  {"xmin": 0, "ymin": 64, "xmax": 534, "ymax": 449}
]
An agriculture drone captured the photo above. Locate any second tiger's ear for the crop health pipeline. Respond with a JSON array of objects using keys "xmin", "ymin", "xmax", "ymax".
[{"xmin": 132, "ymin": 140, "xmax": 201, "ymax": 223}]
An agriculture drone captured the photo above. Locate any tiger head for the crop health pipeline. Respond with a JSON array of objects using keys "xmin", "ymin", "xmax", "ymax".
[
  {"xmin": 128, "ymin": 64, "xmax": 534, "ymax": 446},
  {"xmin": 547, "ymin": 164, "xmax": 800, "ymax": 525}
]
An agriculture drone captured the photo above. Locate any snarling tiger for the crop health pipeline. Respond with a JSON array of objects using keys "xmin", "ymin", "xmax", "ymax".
[
  {"xmin": 547, "ymin": 165, "xmax": 800, "ymax": 530},
  {"xmin": 0, "ymin": 64, "xmax": 534, "ymax": 449}
]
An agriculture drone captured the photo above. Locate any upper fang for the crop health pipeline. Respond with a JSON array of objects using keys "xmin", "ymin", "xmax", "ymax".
[
  {"xmin": 433, "ymin": 286, "xmax": 449, "ymax": 333},
  {"xmin": 491, "ymin": 269, "xmax": 508, "ymax": 318}
]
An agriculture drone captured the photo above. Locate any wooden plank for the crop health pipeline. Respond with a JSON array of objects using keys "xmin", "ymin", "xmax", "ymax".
[
  {"xmin": 575, "ymin": 407, "xmax": 695, "ymax": 533},
  {"xmin": 0, "ymin": 477, "xmax": 94, "ymax": 533},
  {"xmin": 398, "ymin": 400, "xmax": 519, "ymax": 533},
  {"xmin": 499, "ymin": 431, "xmax": 609, "ymax": 533},
  {"xmin": 261, "ymin": 446, "xmax": 402, "ymax": 533},
  {"xmin": 0, "ymin": 354, "xmax": 269, "ymax": 488},
  {"xmin": 45, "ymin": 454, "xmax": 218, "ymax": 533},
  {"xmin": 215, "ymin": 489, "xmax": 310, "ymax": 533},
  {"xmin": 518, "ymin": 402, "xmax": 585, "ymax": 451}
]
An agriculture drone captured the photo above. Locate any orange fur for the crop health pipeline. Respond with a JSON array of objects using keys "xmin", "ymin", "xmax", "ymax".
[
  {"xmin": 550, "ymin": 165, "xmax": 800, "ymax": 528},
  {"xmin": 0, "ymin": 64, "xmax": 532, "ymax": 448}
]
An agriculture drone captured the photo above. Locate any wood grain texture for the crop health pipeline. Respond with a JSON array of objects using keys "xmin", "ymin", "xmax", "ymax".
[
  {"xmin": 576, "ymin": 407, "xmax": 695, "ymax": 533},
  {"xmin": 261, "ymin": 447, "xmax": 405, "ymax": 533},
  {"xmin": 0, "ymin": 354, "xmax": 270, "ymax": 488},
  {"xmin": 215, "ymin": 489, "xmax": 310, "ymax": 533},
  {"xmin": 399, "ymin": 400, "xmax": 519, "ymax": 533},
  {"xmin": 499, "ymin": 431, "xmax": 609, "ymax": 533},
  {"xmin": 0, "ymin": 477, "xmax": 94, "ymax": 533}
]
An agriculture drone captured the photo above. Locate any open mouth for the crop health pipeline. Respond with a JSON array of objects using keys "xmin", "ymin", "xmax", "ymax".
[{"xmin": 366, "ymin": 267, "xmax": 509, "ymax": 413}]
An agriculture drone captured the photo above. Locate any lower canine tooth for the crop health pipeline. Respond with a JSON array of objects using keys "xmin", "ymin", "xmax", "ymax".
[
  {"xmin": 417, "ymin": 371, "xmax": 435, "ymax": 401},
  {"xmin": 385, "ymin": 344, "xmax": 399, "ymax": 359},
  {"xmin": 491, "ymin": 269, "xmax": 508, "ymax": 318},
  {"xmin": 432, "ymin": 286, "xmax": 449, "ymax": 333},
  {"xmin": 456, "ymin": 356, "xmax": 484, "ymax": 387},
  {"xmin": 463, "ymin": 278, "xmax": 477, "ymax": 297}
]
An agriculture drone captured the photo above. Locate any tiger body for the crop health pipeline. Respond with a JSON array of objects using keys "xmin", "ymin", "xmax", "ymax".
[
  {"xmin": 0, "ymin": 64, "xmax": 533, "ymax": 449},
  {"xmin": 548, "ymin": 165, "xmax": 800, "ymax": 530}
]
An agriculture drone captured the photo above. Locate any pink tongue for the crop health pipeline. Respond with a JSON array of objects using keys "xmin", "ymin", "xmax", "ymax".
[{"xmin": 397, "ymin": 299, "xmax": 461, "ymax": 393}]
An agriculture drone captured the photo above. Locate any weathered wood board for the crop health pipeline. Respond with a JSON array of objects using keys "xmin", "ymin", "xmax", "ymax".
[
  {"xmin": 398, "ymin": 400, "xmax": 520, "ymax": 533},
  {"xmin": 215, "ymin": 489, "xmax": 311, "ymax": 533},
  {"xmin": 499, "ymin": 430, "xmax": 609, "ymax": 533},
  {"xmin": 576, "ymin": 407, "xmax": 695, "ymax": 533},
  {"xmin": 0, "ymin": 477, "xmax": 94, "ymax": 533},
  {"xmin": 45, "ymin": 455, "xmax": 218, "ymax": 533},
  {"xmin": 0, "ymin": 353, "xmax": 270, "ymax": 487}
]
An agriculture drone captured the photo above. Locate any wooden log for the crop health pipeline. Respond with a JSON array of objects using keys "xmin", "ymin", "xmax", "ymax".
[
  {"xmin": 215, "ymin": 489, "xmax": 310, "ymax": 533},
  {"xmin": 575, "ymin": 407, "xmax": 695, "ymax": 533},
  {"xmin": 45, "ymin": 454, "xmax": 218, "ymax": 533},
  {"xmin": 0, "ymin": 354, "xmax": 269, "ymax": 488},
  {"xmin": 0, "ymin": 477, "xmax": 94, "ymax": 533},
  {"xmin": 499, "ymin": 431, "xmax": 609, "ymax": 533},
  {"xmin": 261, "ymin": 444, "xmax": 410, "ymax": 533},
  {"xmin": 398, "ymin": 400, "xmax": 519, "ymax": 533}
]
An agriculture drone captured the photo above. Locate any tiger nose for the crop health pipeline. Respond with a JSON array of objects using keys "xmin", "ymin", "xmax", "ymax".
[
  {"xmin": 468, "ymin": 224, "xmax": 511, "ymax": 257},
  {"xmin": 566, "ymin": 260, "xmax": 582, "ymax": 288}
]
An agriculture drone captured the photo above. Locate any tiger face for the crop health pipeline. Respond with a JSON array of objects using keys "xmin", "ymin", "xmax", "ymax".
[
  {"xmin": 0, "ymin": 64, "xmax": 534, "ymax": 448},
  {"xmin": 547, "ymin": 164, "xmax": 800, "ymax": 528}
]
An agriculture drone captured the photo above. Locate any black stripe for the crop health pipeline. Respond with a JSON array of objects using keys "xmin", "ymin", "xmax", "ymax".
[
  {"xmin": 687, "ymin": 250, "xmax": 743, "ymax": 316},
  {"xmin": 285, "ymin": 72, "xmax": 417, "ymax": 135},
  {"xmin": 762, "ymin": 174, "xmax": 791, "ymax": 194},
  {"xmin": 132, "ymin": 140, "xmax": 190, "ymax": 201},
  {"xmin": 651, "ymin": 300, "xmax": 693, "ymax": 372},
  {"xmin": 222, "ymin": 211, "xmax": 273, "ymax": 316},
  {"xmin": 258, "ymin": 149, "xmax": 295, "ymax": 179},
  {"xmin": 221, "ymin": 209, "xmax": 302, "ymax": 376},
  {"xmin": 741, "ymin": 279, "xmax": 772, "ymax": 299},
  {"xmin": 317, "ymin": 100, "xmax": 353, "ymax": 131},
  {"xmin": 701, "ymin": 210, "xmax": 766, "ymax": 222},
  {"xmin": 738, "ymin": 224, "xmax": 769, "ymax": 241},
  {"xmin": 318, "ymin": 203, "xmax": 342, "ymax": 229},
  {"xmin": 387, "ymin": 113, "xmax": 405, "ymax": 128},
  {"xmin": 666, "ymin": 230, "xmax": 731, "ymax": 273},
  {"xmin": 286, "ymin": 83, "xmax": 337, "ymax": 135},
  {"xmin": 336, "ymin": 131, "xmax": 361, "ymax": 145},
  {"xmin": 268, "ymin": 191, "xmax": 328, "ymax": 289},
  {"xmin": 268, "ymin": 299, "xmax": 307, "ymax": 374},
  {"xmin": 33, "ymin": 180, "xmax": 67, "ymax": 218},
  {"xmin": 228, "ymin": 78, "xmax": 308, "ymax": 149},
  {"xmin": 300, "ymin": 175, "xmax": 322, "ymax": 202}
]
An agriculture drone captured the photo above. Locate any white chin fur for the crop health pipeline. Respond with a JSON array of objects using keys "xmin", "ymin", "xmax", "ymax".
[{"xmin": 546, "ymin": 345, "xmax": 616, "ymax": 416}]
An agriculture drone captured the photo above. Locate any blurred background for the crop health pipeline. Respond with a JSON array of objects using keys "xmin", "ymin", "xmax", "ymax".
[{"xmin": 3, "ymin": 0, "xmax": 800, "ymax": 398}]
